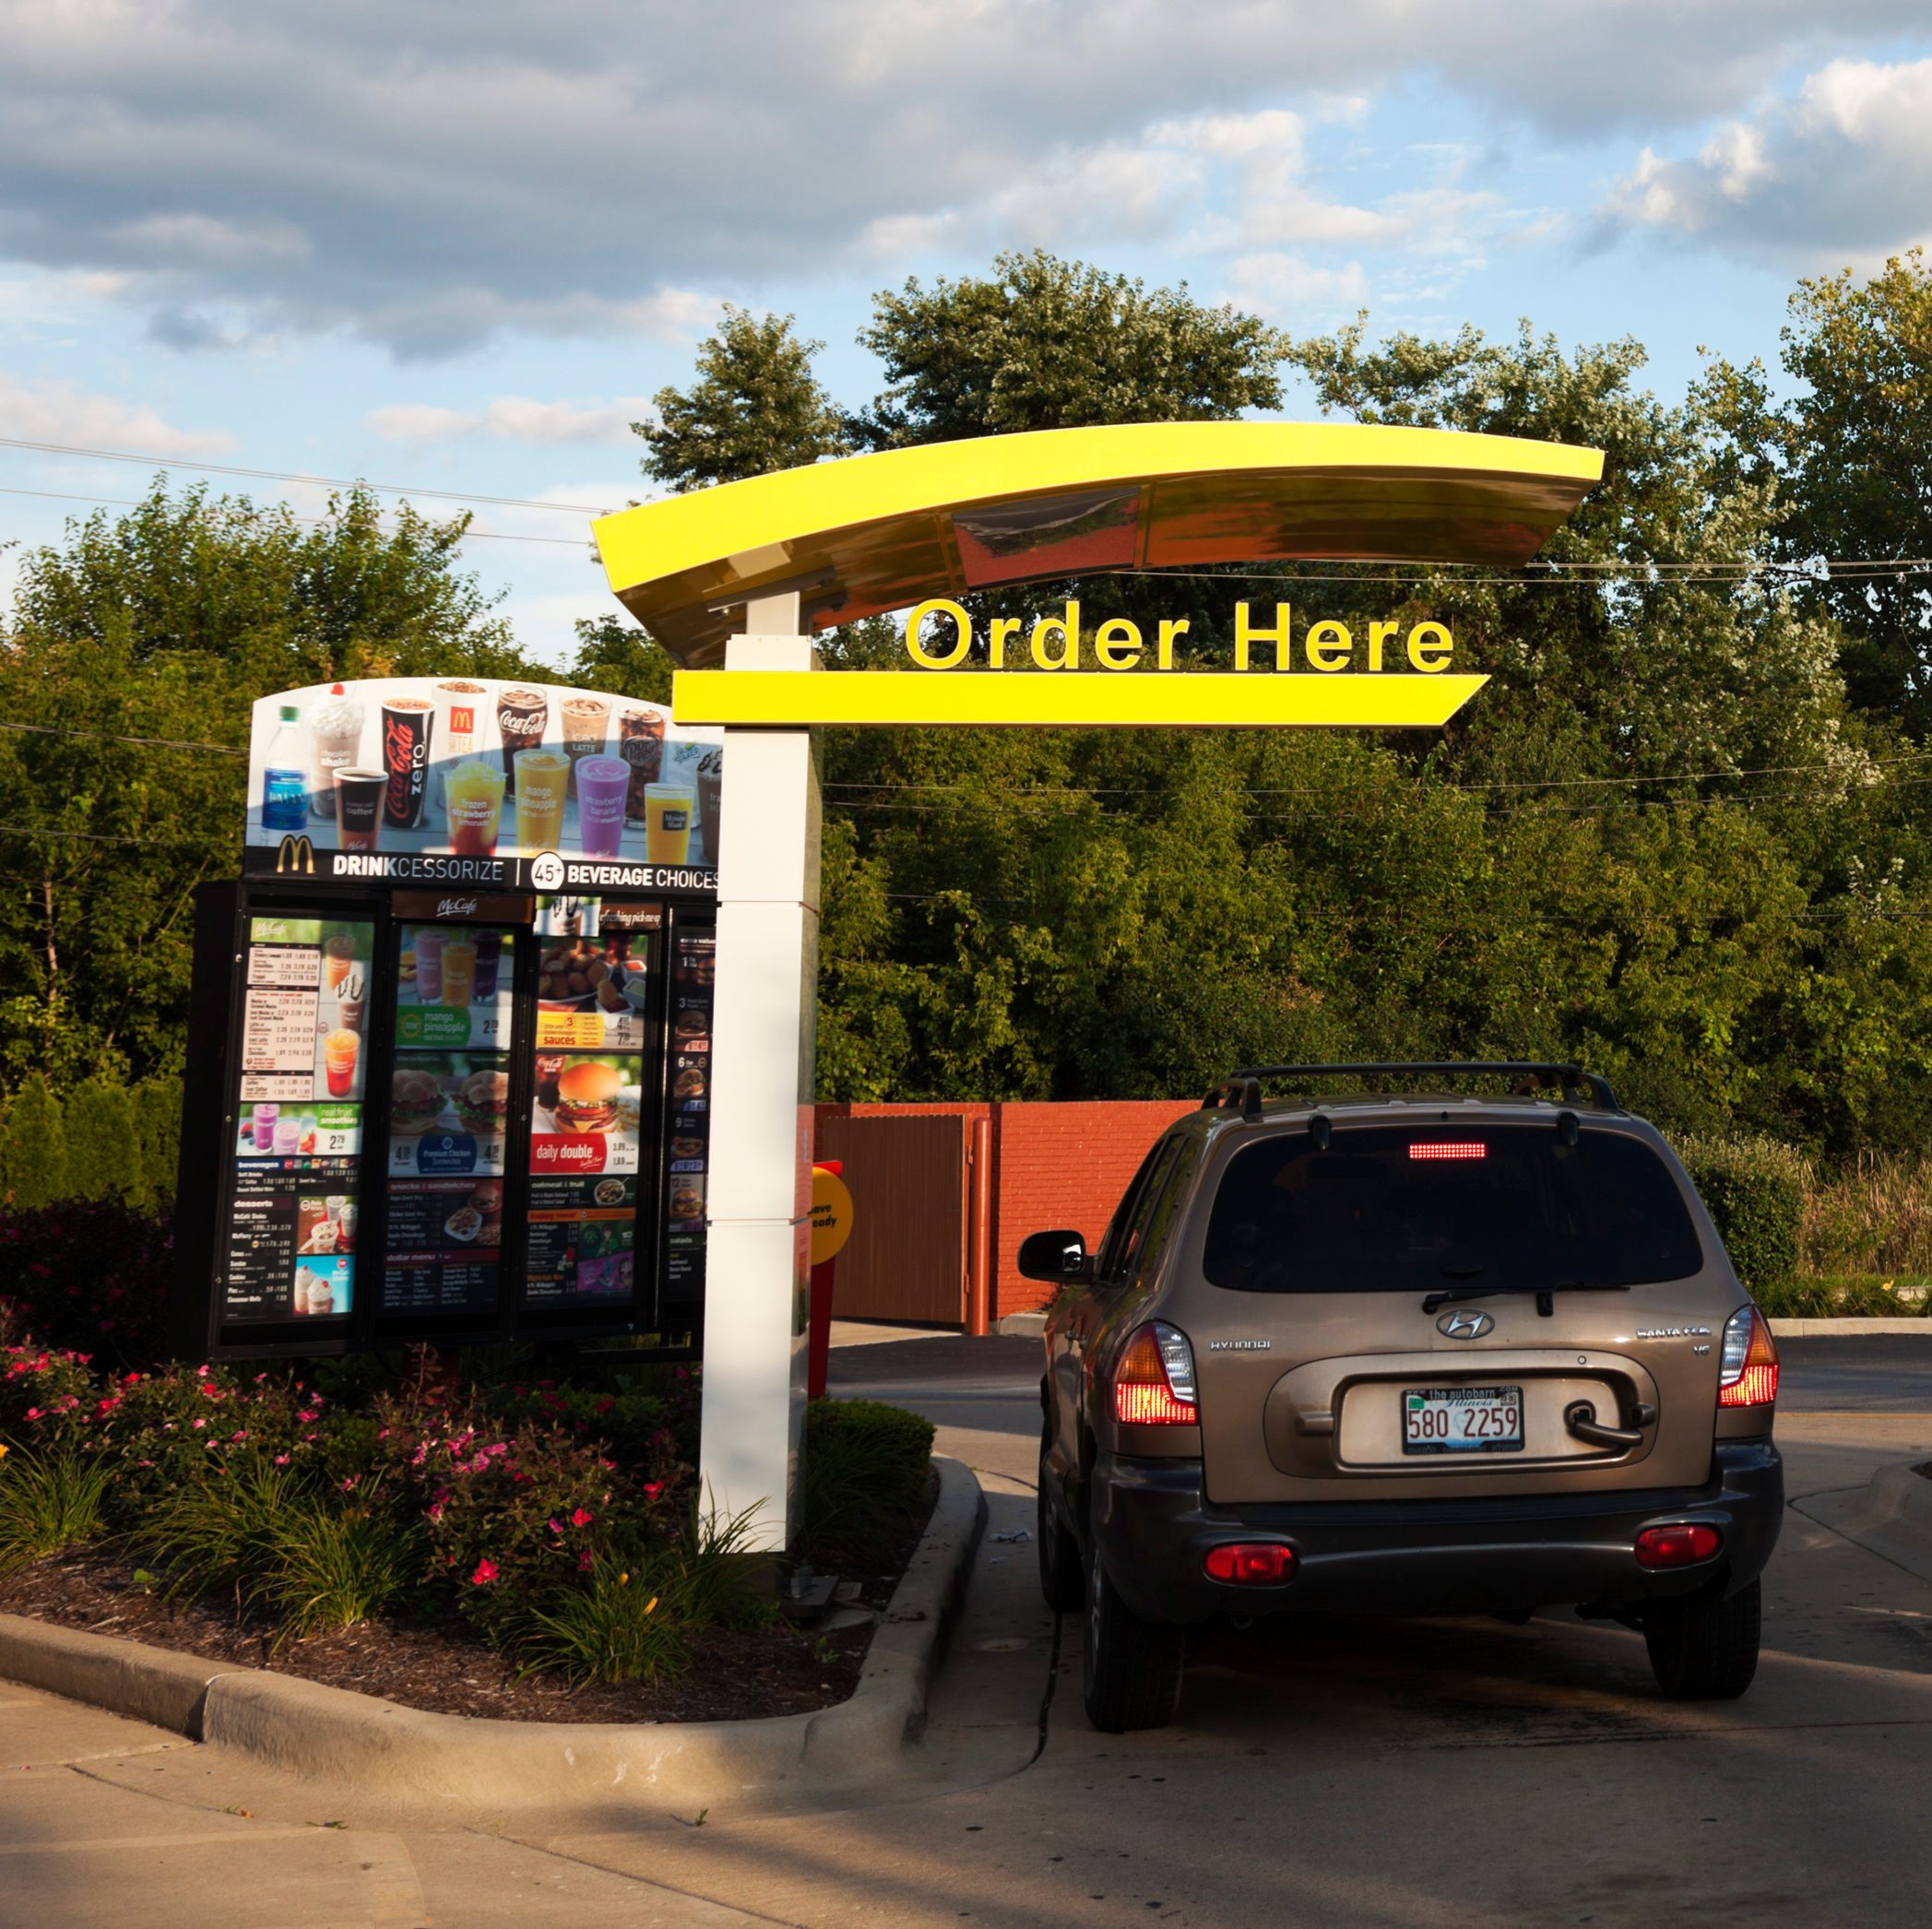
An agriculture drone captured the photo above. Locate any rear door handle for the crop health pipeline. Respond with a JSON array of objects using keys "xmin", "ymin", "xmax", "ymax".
[{"xmin": 1564, "ymin": 1399, "xmax": 1646, "ymax": 1449}]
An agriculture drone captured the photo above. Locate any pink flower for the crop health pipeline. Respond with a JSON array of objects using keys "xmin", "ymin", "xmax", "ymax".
[
  {"xmin": 549, "ymin": 1518, "xmax": 563, "ymax": 1534},
  {"xmin": 577, "ymin": 1549, "xmax": 594, "ymax": 1572},
  {"xmin": 273, "ymin": 1454, "xmax": 290, "ymax": 1466},
  {"xmin": 642, "ymin": 1482, "xmax": 663, "ymax": 1500},
  {"xmin": 23, "ymin": 1406, "xmax": 40, "ymax": 1422},
  {"xmin": 571, "ymin": 1508, "xmax": 594, "ymax": 1528},
  {"xmin": 470, "ymin": 1557, "xmax": 500, "ymax": 1585},
  {"xmin": 196, "ymin": 1365, "xmax": 209, "ymax": 1379},
  {"xmin": 339, "ymin": 1475, "xmax": 358, "ymax": 1492},
  {"xmin": 230, "ymin": 1430, "xmax": 248, "ymax": 1442},
  {"xmin": 296, "ymin": 1409, "xmax": 318, "ymax": 1423},
  {"xmin": 192, "ymin": 1418, "xmax": 206, "ymax": 1431}
]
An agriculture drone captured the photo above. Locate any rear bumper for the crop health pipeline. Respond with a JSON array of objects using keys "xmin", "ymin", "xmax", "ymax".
[{"xmin": 1089, "ymin": 1438, "xmax": 1783, "ymax": 1625}]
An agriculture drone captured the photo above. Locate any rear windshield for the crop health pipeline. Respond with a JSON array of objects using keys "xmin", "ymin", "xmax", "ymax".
[{"xmin": 1202, "ymin": 1125, "xmax": 1703, "ymax": 1294}]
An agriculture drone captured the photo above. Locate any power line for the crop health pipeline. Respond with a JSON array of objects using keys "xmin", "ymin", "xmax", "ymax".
[
  {"xmin": 0, "ymin": 483, "xmax": 593, "ymax": 548},
  {"xmin": 0, "ymin": 720, "xmax": 246, "ymax": 757},
  {"xmin": 0, "ymin": 820, "xmax": 228, "ymax": 850},
  {"xmin": 0, "ymin": 434, "xmax": 622, "ymax": 516}
]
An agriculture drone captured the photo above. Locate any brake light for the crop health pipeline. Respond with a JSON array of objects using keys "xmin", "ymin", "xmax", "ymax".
[
  {"xmin": 1204, "ymin": 1542, "xmax": 1298, "ymax": 1584},
  {"xmin": 1717, "ymin": 1306, "xmax": 1780, "ymax": 1409},
  {"xmin": 1408, "ymin": 1142, "xmax": 1485, "ymax": 1161},
  {"xmin": 1114, "ymin": 1321, "xmax": 1198, "ymax": 1426},
  {"xmin": 1635, "ymin": 1523, "xmax": 1722, "ymax": 1568}
]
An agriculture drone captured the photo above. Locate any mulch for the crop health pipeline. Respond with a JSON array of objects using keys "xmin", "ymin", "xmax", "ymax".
[{"xmin": 0, "ymin": 1477, "xmax": 936, "ymax": 1728}]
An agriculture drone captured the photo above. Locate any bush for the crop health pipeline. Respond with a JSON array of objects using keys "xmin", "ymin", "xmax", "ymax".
[
  {"xmin": 0, "ymin": 1449, "xmax": 114, "ymax": 1575},
  {"xmin": 514, "ymin": 1554, "xmax": 691, "ymax": 1686},
  {"xmin": 800, "ymin": 1398, "xmax": 935, "ymax": 1572},
  {"xmin": 1677, "ymin": 1135, "xmax": 1810, "ymax": 1296},
  {"xmin": 0, "ymin": 1202, "xmax": 174, "ymax": 1367},
  {"xmin": 0, "ymin": 1078, "xmax": 68, "ymax": 1212},
  {"xmin": 1753, "ymin": 1275, "xmax": 1932, "ymax": 1319}
]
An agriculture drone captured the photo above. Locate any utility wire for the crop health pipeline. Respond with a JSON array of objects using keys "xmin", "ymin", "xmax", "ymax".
[
  {"xmin": 0, "ymin": 484, "xmax": 594, "ymax": 548},
  {"xmin": 0, "ymin": 434, "xmax": 622, "ymax": 516},
  {"xmin": 0, "ymin": 720, "xmax": 247, "ymax": 757}
]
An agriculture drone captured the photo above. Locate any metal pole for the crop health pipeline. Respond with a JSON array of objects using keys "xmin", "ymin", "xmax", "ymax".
[{"xmin": 966, "ymin": 1115, "xmax": 992, "ymax": 1336}]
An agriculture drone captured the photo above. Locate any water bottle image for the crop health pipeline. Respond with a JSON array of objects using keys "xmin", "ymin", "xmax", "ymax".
[{"xmin": 261, "ymin": 703, "xmax": 307, "ymax": 830}]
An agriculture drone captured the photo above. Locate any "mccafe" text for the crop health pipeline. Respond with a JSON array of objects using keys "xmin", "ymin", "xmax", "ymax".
[{"xmin": 905, "ymin": 600, "xmax": 1455, "ymax": 675}]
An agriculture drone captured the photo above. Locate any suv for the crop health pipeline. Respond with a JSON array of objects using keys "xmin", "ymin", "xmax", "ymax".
[{"xmin": 1026, "ymin": 1064, "xmax": 1784, "ymax": 1733}]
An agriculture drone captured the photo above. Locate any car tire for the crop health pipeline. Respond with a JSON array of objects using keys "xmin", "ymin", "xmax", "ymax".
[
  {"xmin": 1037, "ymin": 1479, "xmax": 1085, "ymax": 1613},
  {"xmin": 1643, "ymin": 1580, "xmax": 1761, "ymax": 1700},
  {"xmin": 1082, "ymin": 1540, "xmax": 1185, "ymax": 1733}
]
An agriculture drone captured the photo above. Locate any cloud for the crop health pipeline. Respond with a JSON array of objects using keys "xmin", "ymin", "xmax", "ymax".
[
  {"xmin": 0, "ymin": 2, "xmax": 1925, "ymax": 355},
  {"xmin": 363, "ymin": 396, "xmax": 654, "ymax": 447},
  {"xmin": 1601, "ymin": 56, "xmax": 1932, "ymax": 267},
  {"xmin": 0, "ymin": 372, "xmax": 236, "ymax": 456}
]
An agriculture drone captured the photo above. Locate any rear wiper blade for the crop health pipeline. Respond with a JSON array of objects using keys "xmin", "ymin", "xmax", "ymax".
[{"xmin": 1421, "ymin": 1280, "xmax": 1633, "ymax": 1316}]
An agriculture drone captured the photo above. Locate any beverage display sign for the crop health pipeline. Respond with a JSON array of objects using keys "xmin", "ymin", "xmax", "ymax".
[
  {"xmin": 221, "ymin": 916, "xmax": 373, "ymax": 1323},
  {"xmin": 243, "ymin": 677, "xmax": 724, "ymax": 893},
  {"xmin": 663, "ymin": 930, "xmax": 715, "ymax": 1307}
]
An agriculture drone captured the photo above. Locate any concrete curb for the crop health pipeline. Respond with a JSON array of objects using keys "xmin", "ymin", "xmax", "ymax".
[
  {"xmin": 1796, "ymin": 1458, "xmax": 1932, "ymax": 1588},
  {"xmin": 995, "ymin": 1312, "xmax": 1048, "ymax": 1339},
  {"xmin": 0, "ymin": 1454, "xmax": 986, "ymax": 1817},
  {"xmin": 1769, "ymin": 1318, "xmax": 1932, "ymax": 1336}
]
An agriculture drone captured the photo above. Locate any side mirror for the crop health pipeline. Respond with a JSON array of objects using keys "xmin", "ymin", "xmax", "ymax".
[{"xmin": 1017, "ymin": 1228, "xmax": 1093, "ymax": 1284}]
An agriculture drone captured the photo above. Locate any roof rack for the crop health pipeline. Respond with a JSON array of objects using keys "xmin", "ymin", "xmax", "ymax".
[{"xmin": 1198, "ymin": 1060, "xmax": 1620, "ymax": 1119}]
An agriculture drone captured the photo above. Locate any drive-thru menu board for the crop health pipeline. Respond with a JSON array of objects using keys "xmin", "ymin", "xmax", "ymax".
[
  {"xmin": 223, "ymin": 916, "xmax": 372, "ymax": 1322},
  {"xmin": 379, "ymin": 923, "xmax": 517, "ymax": 1315}
]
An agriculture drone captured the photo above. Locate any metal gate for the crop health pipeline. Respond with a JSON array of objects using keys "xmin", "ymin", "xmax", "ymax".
[{"xmin": 816, "ymin": 1113, "xmax": 966, "ymax": 1324}]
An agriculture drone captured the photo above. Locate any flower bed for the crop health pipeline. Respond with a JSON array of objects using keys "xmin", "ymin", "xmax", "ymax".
[{"xmin": 0, "ymin": 1272, "xmax": 937, "ymax": 1716}]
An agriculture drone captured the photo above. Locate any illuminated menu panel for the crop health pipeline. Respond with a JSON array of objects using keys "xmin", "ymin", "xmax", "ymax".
[
  {"xmin": 663, "ymin": 930, "xmax": 714, "ymax": 1309},
  {"xmin": 222, "ymin": 916, "xmax": 373, "ymax": 1323}
]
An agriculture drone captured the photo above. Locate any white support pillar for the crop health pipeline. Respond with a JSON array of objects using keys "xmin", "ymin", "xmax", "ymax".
[{"xmin": 696, "ymin": 593, "xmax": 820, "ymax": 1551}]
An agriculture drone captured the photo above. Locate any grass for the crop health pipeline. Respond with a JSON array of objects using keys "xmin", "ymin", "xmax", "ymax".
[
  {"xmin": 1757, "ymin": 1275, "xmax": 1932, "ymax": 1318},
  {"xmin": 1801, "ymin": 1154, "xmax": 1932, "ymax": 1277},
  {"xmin": 0, "ymin": 1450, "xmax": 115, "ymax": 1576},
  {"xmin": 515, "ymin": 1556, "xmax": 691, "ymax": 1686}
]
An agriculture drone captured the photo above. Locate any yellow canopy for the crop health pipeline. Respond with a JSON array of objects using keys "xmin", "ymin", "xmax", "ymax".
[{"xmin": 594, "ymin": 421, "xmax": 1604, "ymax": 666}]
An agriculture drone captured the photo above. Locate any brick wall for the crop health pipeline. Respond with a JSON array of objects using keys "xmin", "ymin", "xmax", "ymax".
[{"xmin": 813, "ymin": 1098, "xmax": 1196, "ymax": 1323}]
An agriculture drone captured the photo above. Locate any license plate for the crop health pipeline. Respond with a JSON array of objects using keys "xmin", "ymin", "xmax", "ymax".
[{"xmin": 1403, "ymin": 1384, "xmax": 1524, "ymax": 1455}]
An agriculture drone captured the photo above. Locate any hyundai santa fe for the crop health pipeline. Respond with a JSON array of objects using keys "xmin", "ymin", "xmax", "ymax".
[{"xmin": 1026, "ymin": 1063, "xmax": 1784, "ymax": 1733}]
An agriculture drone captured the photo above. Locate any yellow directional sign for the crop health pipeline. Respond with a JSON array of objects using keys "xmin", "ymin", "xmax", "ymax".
[
  {"xmin": 810, "ymin": 1166, "xmax": 854, "ymax": 1268},
  {"xmin": 674, "ymin": 669, "xmax": 1489, "ymax": 731}
]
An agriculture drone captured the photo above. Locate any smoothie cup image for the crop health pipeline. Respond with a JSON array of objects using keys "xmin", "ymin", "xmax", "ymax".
[
  {"xmin": 273, "ymin": 1118, "xmax": 301, "ymax": 1155},
  {"xmin": 514, "ymin": 748, "xmax": 570, "ymax": 852},
  {"xmin": 251, "ymin": 1103, "xmax": 279, "ymax": 1151},
  {"xmin": 414, "ymin": 928, "xmax": 446, "ymax": 1002},
  {"xmin": 473, "ymin": 932, "xmax": 504, "ymax": 1002},
  {"xmin": 561, "ymin": 696, "xmax": 610, "ymax": 798},
  {"xmin": 619, "ymin": 710, "xmax": 666, "ymax": 823},
  {"xmin": 308, "ymin": 688, "xmax": 366, "ymax": 821},
  {"xmin": 575, "ymin": 755, "xmax": 630, "ymax": 858},
  {"xmin": 324, "ymin": 1028, "xmax": 360, "ymax": 1096},
  {"xmin": 337, "ymin": 1201, "xmax": 358, "ymax": 1249},
  {"xmin": 305, "ymin": 1272, "xmax": 334, "ymax": 1317},
  {"xmin": 440, "ymin": 940, "xmax": 478, "ymax": 1007},
  {"xmin": 445, "ymin": 757, "xmax": 505, "ymax": 857},
  {"xmin": 644, "ymin": 784, "xmax": 695, "ymax": 863}
]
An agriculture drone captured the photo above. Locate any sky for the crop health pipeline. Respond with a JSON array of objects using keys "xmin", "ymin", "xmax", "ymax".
[{"xmin": 5, "ymin": 0, "xmax": 1932, "ymax": 663}]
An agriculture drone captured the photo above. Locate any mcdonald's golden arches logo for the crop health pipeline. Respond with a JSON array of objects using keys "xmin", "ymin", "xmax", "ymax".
[{"xmin": 274, "ymin": 834, "xmax": 316, "ymax": 875}]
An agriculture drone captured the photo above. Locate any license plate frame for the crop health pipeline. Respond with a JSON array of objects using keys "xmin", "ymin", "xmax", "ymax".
[{"xmin": 1402, "ymin": 1383, "xmax": 1524, "ymax": 1456}]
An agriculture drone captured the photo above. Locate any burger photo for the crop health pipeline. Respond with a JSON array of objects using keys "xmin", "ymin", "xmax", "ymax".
[
  {"xmin": 455, "ymin": 1069, "xmax": 509, "ymax": 1134},
  {"xmin": 389, "ymin": 1067, "xmax": 445, "ymax": 1135},
  {"xmin": 552, "ymin": 1059, "xmax": 622, "ymax": 1133}
]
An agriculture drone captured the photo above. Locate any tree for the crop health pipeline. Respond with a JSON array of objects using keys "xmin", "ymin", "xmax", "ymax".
[
  {"xmin": 853, "ymin": 251, "xmax": 1290, "ymax": 447},
  {"xmin": 637, "ymin": 307, "xmax": 848, "ymax": 491},
  {"xmin": 1701, "ymin": 251, "xmax": 1932, "ymax": 735},
  {"xmin": 0, "ymin": 482, "xmax": 541, "ymax": 1098},
  {"xmin": 0, "ymin": 1075, "xmax": 68, "ymax": 1209}
]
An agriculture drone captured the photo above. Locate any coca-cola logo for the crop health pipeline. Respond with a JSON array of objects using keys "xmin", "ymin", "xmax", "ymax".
[
  {"xmin": 385, "ymin": 716, "xmax": 427, "ymax": 770},
  {"xmin": 500, "ymin": 708, "xmax": 544, "ymax": 740}
]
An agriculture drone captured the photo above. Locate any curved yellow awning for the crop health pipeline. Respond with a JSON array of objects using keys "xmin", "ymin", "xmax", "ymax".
[{"xmin": 594, "ymin": 421, "xmax": 1604, "ymax": 665}]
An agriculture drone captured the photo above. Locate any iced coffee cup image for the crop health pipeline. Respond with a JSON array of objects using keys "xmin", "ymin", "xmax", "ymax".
[
  {"xmin": 575, "ymin": 755, "xmax": 630, "ymax": 858},
  {"xmin": 561, "ymin": 696, "xmax": 610, "ymax": 798},
  {"xmin": 332, "ymin": 767, "xmax": 386, "ymax": 852},
  {"xmin": 644, "ymin": 783, "xmax": 695, "ymax": 863},
  {"xmin": 444, "ymin": 757, "xmax": 505, "ymax": 858},
  {"xmin": 514, "ymin": 747, "xmax": 570, "ymax": 852},
  {"xmin": 694, "ymin": 748, "xmax": 723, "ymax": 864},
  {"xmin": 619, "ymin": 709, "xmax": 666, "ymax": 823}
]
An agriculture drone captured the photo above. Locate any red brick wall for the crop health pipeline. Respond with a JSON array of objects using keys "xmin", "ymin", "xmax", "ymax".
[{"xmin": 813, "ymin": 1099, "xmax": 1196, "ymax": 1323}]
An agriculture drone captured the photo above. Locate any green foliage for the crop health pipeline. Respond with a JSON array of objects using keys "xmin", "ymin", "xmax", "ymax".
[
  {"xmin": 853, "ymin": 251, "xmax": 1289, "ymax": 447},
  {"xmin": 514, "ymin": 1554, "xmax": 691, "ymax": 1686},
  {"xmin": 0, "ymin": 1077, "xmax": 67, "ymax": 1210},
  {"xmin": 1678, "ymin": 1135, "xmax": 1810, "ymax": 1294},
  {"xmin": 0, "ymin": 1450, "xmax": 115, "ymax": 1575},
  {"xmin": 145, "ymin": 1459, "xmax": 306, "ymax": 1604},
  {"xmin": 1754, "ymin": 1275, "xmax": 1932, "ymax": 1319},
  {"xmin": 800, "ymin": 1398, "xmax": 935, "ymax": 1572},
  {"xmin": 640, "ymin": 305, "xmax": 849, "ymax": 491},
  {"xmin": 1799, "ymin": 1154, "xmax": 1932, "ymax": 1279},
  {"xmin": 257, "ymin": 1502, "xmax": 425, "ymax": 1643},
  {"xmin": 57, "ymin": 1076, "xmax": 141, "ymax": 1205}
]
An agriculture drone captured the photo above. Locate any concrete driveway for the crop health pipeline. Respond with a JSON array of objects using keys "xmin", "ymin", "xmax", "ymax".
[{"xmin": 6, "ymin": 1334, "xmax": 1932, "ymax": 1926}]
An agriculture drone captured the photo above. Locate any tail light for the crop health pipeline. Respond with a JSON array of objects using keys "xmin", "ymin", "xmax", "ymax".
[
  {"xmin": 1717, "ymin": 1306, "xmax": 1780, "ymax": 1409},
  {"xmin": 1114, "ymin": 1321, "xmax": 1198, "ymax": 1426},
  {"xmin": 1204, "ymin": 1542, "xmax": 1298, "ymax": 1583},
  {"xmin": 1635, "ymin": 1522, "xmax": 1722, "ymax": 1568}
]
